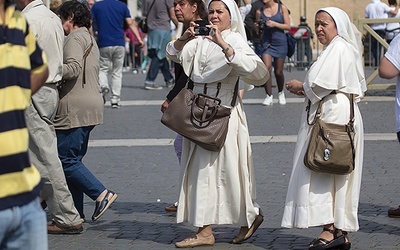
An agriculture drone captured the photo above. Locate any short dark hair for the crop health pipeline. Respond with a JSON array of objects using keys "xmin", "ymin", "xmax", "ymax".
[
  {"xmin": 58, "ymin": 0, "xmax": 92, "ymax": 29},
  {"xmin": 188, "ymin": 0, "xmax": 207, "ymax": 20}
]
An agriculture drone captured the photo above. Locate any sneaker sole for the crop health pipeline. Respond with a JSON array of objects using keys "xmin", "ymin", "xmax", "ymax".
[{"xmin": 145, "ymin": 86, "xmax": 162, "ymax": 90}]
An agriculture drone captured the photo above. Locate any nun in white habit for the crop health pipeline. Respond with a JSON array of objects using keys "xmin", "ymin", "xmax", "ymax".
[
  {"xmin": 166, "ymin": 0, "xmax": 269, "ymax": 247},
  {"xmin": 283, "ymin": 7, "xmax": 366, "ymax": 250}
]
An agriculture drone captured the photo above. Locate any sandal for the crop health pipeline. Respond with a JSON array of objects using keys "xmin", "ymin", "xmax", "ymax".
[
  {"xmin": 308, "ymin": 227, "xmax": 345, "ymax": 250},
  {"xmin": 388, "ymin": 205, "xmax": 400, "ymax": 218},
  {"xmin": 339, "ymin": 231, "xmax": 351, "ymax": 250}
]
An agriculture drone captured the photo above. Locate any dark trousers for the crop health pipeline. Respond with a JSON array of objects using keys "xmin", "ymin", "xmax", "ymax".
[
  {"xmin": 371, "ymin": 30, "xmax": 386, "ymax": 66},
  {"xmin": 145, "ymin": 56, "xmax": 173, "ymax": 83},
  {"xmin": 56, "ymin": 126, "xmax": 105, "ymax": 219}
]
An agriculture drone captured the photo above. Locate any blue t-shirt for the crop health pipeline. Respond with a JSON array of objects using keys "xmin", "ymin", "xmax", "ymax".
[{"xmin": 91, "ymin": 0, "xmax": 131, "ymax": 48}]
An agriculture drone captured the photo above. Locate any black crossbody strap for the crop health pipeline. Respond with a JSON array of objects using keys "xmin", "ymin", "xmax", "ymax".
[
  {"xmin": 146, "ymin": 0, "xmax": 156, "ymax": 18},
  {"xmin": 82, "ymin": 34, "xmax": 94, "ymax": 85}
]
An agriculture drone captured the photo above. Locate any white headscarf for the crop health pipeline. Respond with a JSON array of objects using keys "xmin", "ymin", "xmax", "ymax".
[
  {"xmin": 208, "ymin": 0, "xmax": 247, "ymax": 40},
  {"xmin": 305, "ymin": 7, "xmax": 367, "ymax": 96},
  {"xmin": 180, "ymin": 0, "xmax": 261, "ymax": 83}
]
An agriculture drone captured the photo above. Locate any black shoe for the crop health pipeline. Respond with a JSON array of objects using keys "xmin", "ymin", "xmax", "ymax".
[
  {"xmin": 41, "ymin": 200, "xmax": 47, "ymax": 210},
  {"xmin": 231, "ymin": 214, "xmax": 263, "ymax": 244},
  {"xmin": 339, "ymin": 231, "xmax": 351, "ymax": 250},
  {"xmin": 111, "ymin": 102, "xmax": 120, "ymax": 109},
  {"xmin": 308, "ymin": 227, "xmax": 345, "ymax": 250},
  {"xmin": 92, "ymin": 190, "xmax": 118, "ymax": 221}
]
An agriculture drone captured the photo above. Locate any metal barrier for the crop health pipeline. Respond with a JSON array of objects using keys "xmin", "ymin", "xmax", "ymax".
[
  {"xmin": 353, "ymin": 17, "xmax": 400, "ymax": 90},
  {"xmin": 289, "ymin": 26, "xmax": 313, "ymax": 71}
]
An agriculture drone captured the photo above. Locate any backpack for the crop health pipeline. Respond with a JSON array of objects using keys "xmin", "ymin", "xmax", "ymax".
[{"xmin": 286, "ymin": 32, "xmax": 296, "ymax": 57}]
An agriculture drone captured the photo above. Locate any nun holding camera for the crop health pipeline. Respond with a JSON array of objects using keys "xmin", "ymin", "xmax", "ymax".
[{"xmin": 166, "ymin": 0, "xmax": 269, "ymax": 248}]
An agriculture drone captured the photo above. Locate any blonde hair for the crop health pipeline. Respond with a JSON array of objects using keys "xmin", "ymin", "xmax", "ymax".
[{"xmin": 50, "ymin": 0, "xmax": 62, "ymax": 14}]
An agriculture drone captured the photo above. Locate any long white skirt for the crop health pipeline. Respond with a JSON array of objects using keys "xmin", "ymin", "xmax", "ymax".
[
  {"xmin": 281, "ymin": 93, "xmax": 364, "ymax": 232},
  {"xmin": 176, "ymin": 86, "xmax": 260, "ymax": 228}
]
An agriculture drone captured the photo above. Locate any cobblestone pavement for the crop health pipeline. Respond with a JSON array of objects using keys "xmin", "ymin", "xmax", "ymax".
[{"xmin": 47, "ymin": 68, "xmax": 400, "ymax": 250}]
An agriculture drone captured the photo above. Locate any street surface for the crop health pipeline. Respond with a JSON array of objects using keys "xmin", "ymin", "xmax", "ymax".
[{"xmin": 48, "ymin": 68, "xmax": 400, "ymax": 249}]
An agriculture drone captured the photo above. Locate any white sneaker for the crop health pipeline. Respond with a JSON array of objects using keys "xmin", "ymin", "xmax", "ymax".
[
  {"xmin": 262, "ymin": 95, "xmax": 273, "ymax": 106},
  {"xmin": 278, "ymin": 92, "xmax": 286, "ymax": 105}
]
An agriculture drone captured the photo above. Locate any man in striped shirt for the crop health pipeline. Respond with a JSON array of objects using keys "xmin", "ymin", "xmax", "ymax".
[{"xmin": 0, "ymin": 0, "xmax": 49, "ymax": 249}]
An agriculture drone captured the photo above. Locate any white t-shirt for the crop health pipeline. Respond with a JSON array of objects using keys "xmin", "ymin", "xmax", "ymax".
[
  {"xmin": 365, "ymin": 0, "xmax": 390, "ymax": 30},
  {"xmin": 384, "ymin": 34, "xmax": 400, "ymax": 132}
]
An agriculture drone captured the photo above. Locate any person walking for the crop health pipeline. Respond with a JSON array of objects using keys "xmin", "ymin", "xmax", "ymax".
[
  {"xmin": 166, "ymin": 0, "xmax": 269, "ymax": 247},
  {"xmin": 244, "ymin": 0, "xmax": 264, "ymax": 57},
  {"xmin": 91, "ymin": 0, "xmax": 144, "ymax": 108},
  {"xmin": 161, "ymin": 0, "xmax": 208, "ymax": 214},
  {"xmin": 365, "ymin": 0, "xmax": 395, "ymax": 66},
  {"xmin": 255, "ymin": 0, "xmax": 291, "ymax": 106},
  {"xmin": 56, "ymin": 0, "xmax": 118, "ymax": 222},
  {"xmin": 143, "ymin": 0, "xmax": 178, "ymax": 90},
  {"xmin": 14, "ymin": 0, "xmax": 84, "ymax": 234},
  {"xmin": 378, "ymin": 29, "xmax": 400, "ymax": 217},
  {"xmin": 385, "ymin": 0, "xmax": 400, "ymax": 44},
  {"xmin": 0, "ymin": 0, "xmax": 49, "ymax": 248},
  {"xmin": 283, "ymin": 7, "xmax": 366, "ymax": 250}
]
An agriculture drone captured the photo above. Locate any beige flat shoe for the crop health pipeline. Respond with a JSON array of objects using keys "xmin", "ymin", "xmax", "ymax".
[
  {"xmin": 175, "ymin": 234, "xmax": 215, "ymax": 248},
  {"xmin": 232, "ymin": 214, "xmax": 264, "ymax": 244}
]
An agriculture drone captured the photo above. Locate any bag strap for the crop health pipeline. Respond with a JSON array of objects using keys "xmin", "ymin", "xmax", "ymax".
[
  {"xmin": 306, "ymin": 91, "xmax": 354, "ymax": 126},
  {"xmin": 146, "ymin": 0, "xmax": 156, "ymax": 18},
  {"xmin": 184, "ymin": 48, "xmax": 239, "ymax": 107},
  {"xmin": 306, "ymin": 92, "xmax": 356, "ymax": 169},
  {"xmin": 82, "ymin": 34, "xmax": 94, "ymax": 85},
  {"xmin": 202, "ymin": 80, "xmax": 239, "ymax": 107}
]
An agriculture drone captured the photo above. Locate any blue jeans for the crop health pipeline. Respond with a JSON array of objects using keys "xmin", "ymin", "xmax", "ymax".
[
  {"xmin": 0, "ymin": 198, "xmax": 47, "ymax": 250},
  {"xmin": 145, "ymin": 56, "xmax": 173, "ymax": 83},
  {"xmin": 56, "ymin": 126, "xmax": 106, "ymax": 219}
]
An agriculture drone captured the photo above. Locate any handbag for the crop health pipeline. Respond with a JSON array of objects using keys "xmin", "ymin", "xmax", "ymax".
[
  {"xmin": 138, "ymin": 18, "xmax": 148, "ymax": 34},
  {"xmin": 303, "ymin": 93, "xmax": 356, "ymax": 175},
  {"xmin": 161, "ymin": 53, "xmax": 239, "ymax": 151},
  {"xmin": 138, "ymin": 0, "xmax": 155, "ymax": 33},
  {"xmin": 161, "ymin": 82, "xmax": 238, "ymax": 151},
  {"xmin": 286, "ymin": 32, "xmax": 296, "ymax": 58}
]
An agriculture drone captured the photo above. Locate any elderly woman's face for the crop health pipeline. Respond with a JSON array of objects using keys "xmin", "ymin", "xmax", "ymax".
[
  {"xmin": 314, "ymin": 11, "xmax": 338, "ymax": 45},
  {"xmin": 174, "ymin": 0, "xmax": 197, "ymax": 24},
  {"xmin": 60, "ymin": 16, "xmax": 73, "ymax": 36},
  {"xmin": 208, "ymin": 1, "xmax": 231, "ymax": 32}
]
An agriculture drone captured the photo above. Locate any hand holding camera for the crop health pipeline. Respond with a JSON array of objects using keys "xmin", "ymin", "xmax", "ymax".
[{"xmin": 194, "ymin": 20, "xmax": 211, "ymax": 36}]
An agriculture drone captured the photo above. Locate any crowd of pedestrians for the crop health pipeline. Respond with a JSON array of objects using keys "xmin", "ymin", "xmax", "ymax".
[{"xmin": 2, "ymin": 0, "xmax": 400, "ymax": 250}]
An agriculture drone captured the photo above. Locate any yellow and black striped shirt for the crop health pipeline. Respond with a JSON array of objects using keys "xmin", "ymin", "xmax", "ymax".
[{"xmin": 0, "ymin": 4, "xmax": 47, "ymax": 211}]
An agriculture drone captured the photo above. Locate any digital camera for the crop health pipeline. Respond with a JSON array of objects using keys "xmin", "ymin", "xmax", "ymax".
[
  {"xmin": 194, "ymin": 20, "xmax": 211, "ymax": 36},
  {"xmin": 258, "ymin": 20, "xmax": 266, "ymax": 30}
]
